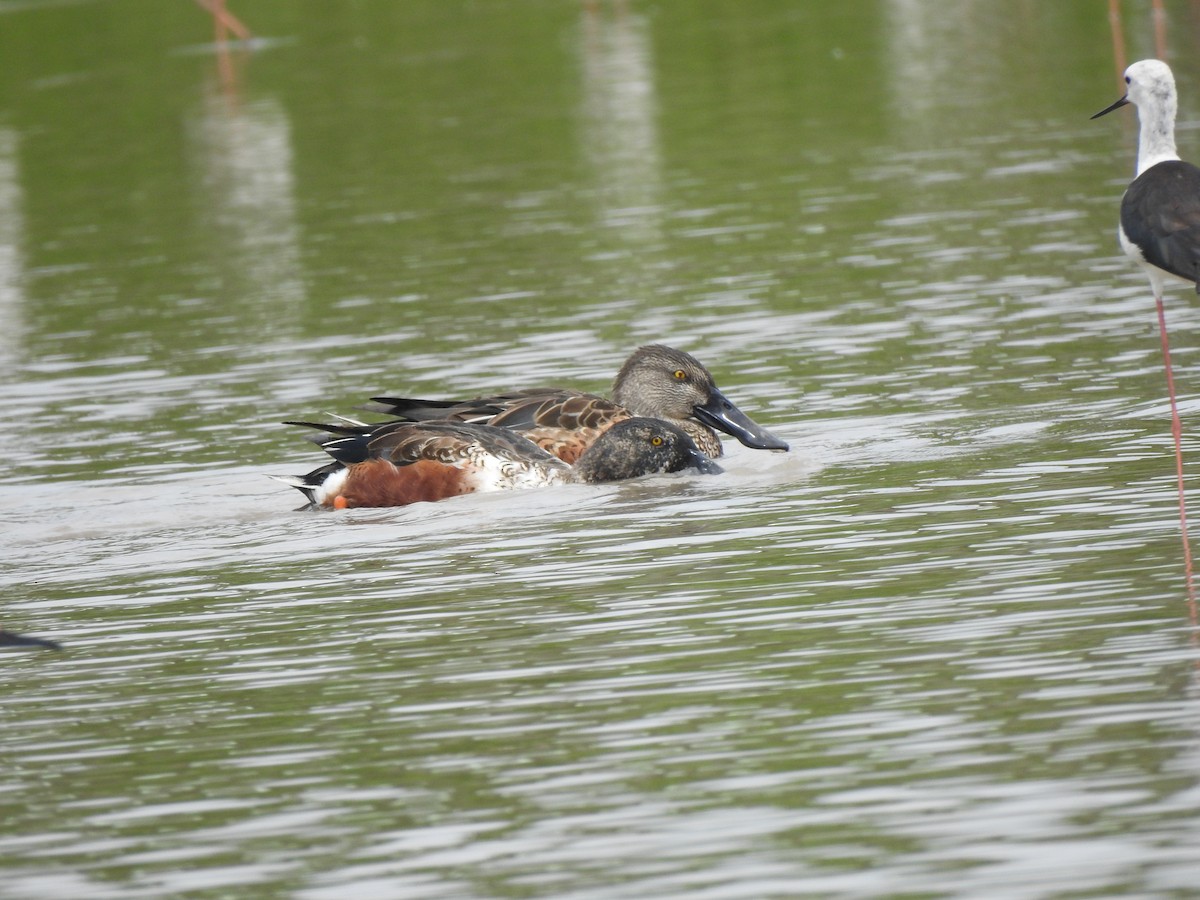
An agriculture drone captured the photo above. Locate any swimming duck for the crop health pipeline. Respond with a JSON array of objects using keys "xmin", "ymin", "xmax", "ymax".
[
  {"xmin": 275, "ymin": 416, "xmax": 722, "ymax": 509},
  {"xmin": 361, "ymin": 344, "xmax": 788, "ymax": 462}
]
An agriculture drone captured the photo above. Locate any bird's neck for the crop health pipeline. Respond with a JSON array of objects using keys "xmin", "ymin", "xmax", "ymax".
[{"xmin": 1137, "ymin": 108, "xmax": 1180, "ymax": 176}]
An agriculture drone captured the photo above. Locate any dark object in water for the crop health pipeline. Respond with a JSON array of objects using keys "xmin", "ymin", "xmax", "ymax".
[{"xmin": 0, "ymin": 629, "xmax": 62, "ymax": 650}]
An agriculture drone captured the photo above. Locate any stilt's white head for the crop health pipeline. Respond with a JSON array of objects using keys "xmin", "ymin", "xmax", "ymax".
[{"xmin": 1093, "ymin": 59, "xmax": 1181, "ymax": 176}]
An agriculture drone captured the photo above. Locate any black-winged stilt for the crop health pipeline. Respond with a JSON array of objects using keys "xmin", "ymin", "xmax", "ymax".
[{"xmin": 1093, "ymin": 58, "xmax": 1199, "ymax": 604}]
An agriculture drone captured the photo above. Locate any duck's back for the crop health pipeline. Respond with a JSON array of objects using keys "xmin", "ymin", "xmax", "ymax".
[{"xmin": 296, "ymin": 420, "xmax": 575, "ymax": 508}]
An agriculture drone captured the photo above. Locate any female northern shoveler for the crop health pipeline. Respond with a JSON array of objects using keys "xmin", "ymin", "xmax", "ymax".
[
  {"xmin": 361, "ymin": 344, "xmax": 788, "ymax": 462},
  {"xmin": 274, "ymin": 416, "xmax": 722, "ymax": 510}
]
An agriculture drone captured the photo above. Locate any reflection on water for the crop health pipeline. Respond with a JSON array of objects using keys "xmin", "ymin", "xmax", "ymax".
[
  {"xmin": 186, "ymin": 84, "xmax": 304, "ymax": 318},
  {"xmin": 882, "ymin": 0, "xmax": 1011, "ymax": 133},
  {"xmin": 0, "ymin": 125, "xmax": 23, "ymax": 372},
  {"xmin": 1, "ymin": 1, "xmax": 1200, "ymax": 898},
  {"xmin": 577, "ymin": 4, "xmax": 673, "ymax": 339},
  {"xmin": 579, "ymin": 6, "xmax": 663, "ymax": 239}
]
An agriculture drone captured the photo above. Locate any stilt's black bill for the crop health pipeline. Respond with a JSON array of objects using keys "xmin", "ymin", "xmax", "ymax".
[{"xmin": 1091, "ymin": 95, "xmax": 1130, "ymax": 119}]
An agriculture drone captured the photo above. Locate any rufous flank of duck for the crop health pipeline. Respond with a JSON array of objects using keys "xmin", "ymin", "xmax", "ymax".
[
  {"xmin": 360, "ymin": 344, "xmax": 788, "ymax": 462},
  {"xmin": 273, "ymin": 416, "xmax": 722, "ymax": 510}
]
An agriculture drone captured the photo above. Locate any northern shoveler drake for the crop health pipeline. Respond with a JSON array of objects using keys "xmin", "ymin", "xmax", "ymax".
[
  {"xmin": 274, "ymin": 416, "xmax": 722, "ymax": 510},
  {"xmin": 360, "ymin": 344, "xmax": 789, "ymax": 462}
]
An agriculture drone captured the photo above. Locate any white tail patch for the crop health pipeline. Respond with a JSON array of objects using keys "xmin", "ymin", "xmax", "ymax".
[{"xmin": 269, "ymin": 474, "xmax": 309, "ymax": 488}]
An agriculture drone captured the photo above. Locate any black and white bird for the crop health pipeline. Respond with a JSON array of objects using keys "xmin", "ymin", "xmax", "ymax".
[
  {"xmin": 1093, "ymin": 58, "xmax": 1200, "ymax": 591},
  {"xmin": 1093, "ymin": 59, "xmax": 1200, "ymax": 300}
]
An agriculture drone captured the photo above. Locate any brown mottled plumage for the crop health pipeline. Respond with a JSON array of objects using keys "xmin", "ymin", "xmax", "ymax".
[{"xmin": 362, "ymin": 344, "xmax": 787, "ymax": 460}]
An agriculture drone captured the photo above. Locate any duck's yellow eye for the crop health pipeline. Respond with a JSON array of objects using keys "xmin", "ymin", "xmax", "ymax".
[
  {"xmin": 651, "ymin": 436, "xmax": 663, "ymax": 446},
  {"xmin": 673, "ymin": 369, "xmax": 686, "ymax": 380}
]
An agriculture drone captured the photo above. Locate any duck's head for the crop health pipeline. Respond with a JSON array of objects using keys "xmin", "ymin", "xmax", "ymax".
[
  {"xmin": 574, "ymin": 417, "xmax": 723, "ymax": 482},
  {"xmin": 611, "ymin": 344, "xmax": 789, "ymax": 452}
]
